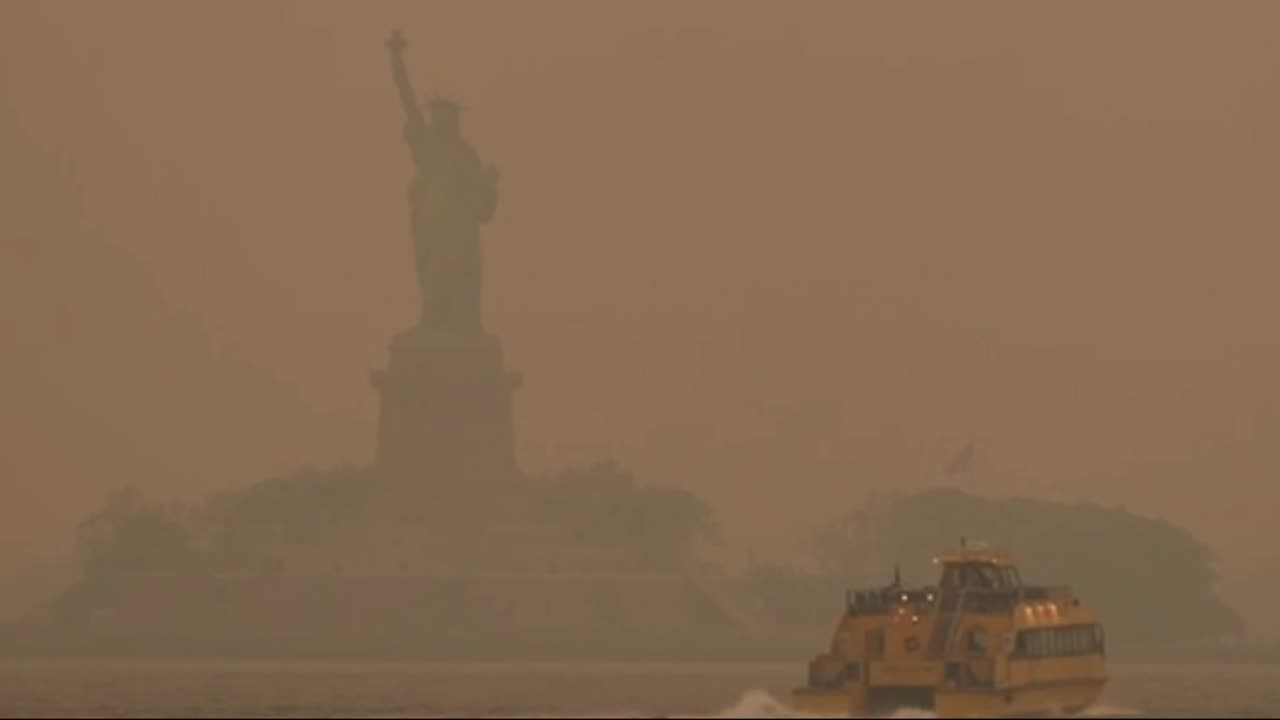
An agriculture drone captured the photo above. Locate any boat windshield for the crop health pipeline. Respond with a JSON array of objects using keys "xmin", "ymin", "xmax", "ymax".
[{"xmin": 940, "ymin": 562, "xmax": 1021, "ymax": 590}]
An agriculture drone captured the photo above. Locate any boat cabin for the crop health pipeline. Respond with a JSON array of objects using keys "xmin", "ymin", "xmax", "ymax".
[{"xmin": 934, "ymin": 546, "xmax": 1024, "ymax": 592}]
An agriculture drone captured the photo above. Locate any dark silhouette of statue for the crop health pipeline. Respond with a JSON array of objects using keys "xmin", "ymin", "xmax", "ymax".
[
  {"xmin": 372, "ymin": 30, "xmax": 520, "ymax": 489},
  {"xmin": 387, "ymin": 29, "xmax": 498, "ymax": 333}
]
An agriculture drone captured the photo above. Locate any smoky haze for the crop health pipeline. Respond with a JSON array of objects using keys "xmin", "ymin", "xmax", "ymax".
[{"xmin": 2, "ymin": 0, "xmax": 1280, "ymax": 637}]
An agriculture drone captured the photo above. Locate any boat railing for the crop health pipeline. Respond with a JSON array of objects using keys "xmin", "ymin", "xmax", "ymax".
[
  {"xmin": 932, "ymin": 583, "xmax": 1078, "ymax": 612},
  {"xmin": 846, "ymin": 587, "xmax": 937, "ymax": 615},
  {"xmin": 846, "ymin": 584, "xmax": 1078, "ymax": 616}
]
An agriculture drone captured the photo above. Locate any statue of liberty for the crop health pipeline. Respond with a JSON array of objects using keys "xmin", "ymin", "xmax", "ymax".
[{"xmin": 386, "ymin": 30, "xmax": 498, "ymax": 333}]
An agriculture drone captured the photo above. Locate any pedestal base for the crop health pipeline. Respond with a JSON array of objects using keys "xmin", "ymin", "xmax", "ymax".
[{"xmin": 370, "ymin": 325, "xmax": 521, "ymax": 492}]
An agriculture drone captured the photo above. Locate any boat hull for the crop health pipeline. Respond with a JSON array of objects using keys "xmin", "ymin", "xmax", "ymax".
[{"xmin": 791, "ymin": 678, "xmax": 1107, "ymax": 718}]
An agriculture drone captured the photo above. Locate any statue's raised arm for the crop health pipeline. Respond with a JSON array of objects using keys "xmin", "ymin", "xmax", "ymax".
[{"xmin": 387, "ymin": 30, "xmax": 426, "ymax": 130}]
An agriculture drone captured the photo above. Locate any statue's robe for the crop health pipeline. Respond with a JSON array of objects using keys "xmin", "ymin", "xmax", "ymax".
[{"xmin": 404, "ymin": 122, "xmax": 496, "ymax": 332}]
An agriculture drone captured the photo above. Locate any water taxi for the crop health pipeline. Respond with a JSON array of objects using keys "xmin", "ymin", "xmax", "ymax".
[{"xmin": 791, "ymin": 541, "xmax": 1108, "ymax": 717}]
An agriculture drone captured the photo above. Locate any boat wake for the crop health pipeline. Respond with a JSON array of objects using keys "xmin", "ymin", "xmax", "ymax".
[
  {"xmin": 403, "ymin": 688, "xmax": 1146, "ymax": 719},
  {"xmin": 672, "ymin": 689, "xmax": 1144, "ymax": 719}
]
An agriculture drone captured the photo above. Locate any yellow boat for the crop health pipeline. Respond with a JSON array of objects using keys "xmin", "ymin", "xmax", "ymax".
[{"xmin": 791, "ymin": 540, "xmax": 1108, "ymax": 717}]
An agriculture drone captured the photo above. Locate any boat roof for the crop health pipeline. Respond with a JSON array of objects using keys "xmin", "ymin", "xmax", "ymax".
[{"xmin": 932, "ymin": 541, "xmax": 1017, "ymax": 567}]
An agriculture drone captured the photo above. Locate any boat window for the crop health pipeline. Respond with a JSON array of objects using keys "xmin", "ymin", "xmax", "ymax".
[
  {"xmin": 1012, "ymin": 625, "xmax": 1104, "ymax": 659},
  {"xmin": 943, "ymin": 562, "xmax": 1027, "ymax": 591},
  {"xmin": 1027, "ymin": 630, "xmax": 1044, "ymax": 657},
  {"xmin": 866, "ymin": 628, "xmax": 885, "ymax": 660},
  {"xmin": 953, "ymin": 564, "xmax": 978, "ymax": 588},
  {"xmin": 974, "ymin": 564, "xmax": 1000, "ymax": 588},
  {"xmin": 967, "ymin": 627, "xmax": 988, "ymax": 656},
  {"xmin": 941, "ymin": 566, "xmax": 959, "ymax": 588},
  {"xmin": 1014, "ymin": 630, "xmax": 1031, "ymax": 658}
]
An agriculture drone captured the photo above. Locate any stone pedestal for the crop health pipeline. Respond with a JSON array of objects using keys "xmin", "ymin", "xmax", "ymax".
[{"xmin": 370, "ymin": 326, "xmax": 522, "ymax": 492}]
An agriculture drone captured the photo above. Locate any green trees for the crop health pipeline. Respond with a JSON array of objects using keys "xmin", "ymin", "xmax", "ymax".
[
  {"xmin": 75, "ymin": 487, "xmax": 197, "ymax": 578},
  {"xmin": 536, "ymin": 460, "xmax": 719, "ymax": 570},
  {"xmin": 73, "ymin": 460, "xmax": 716, "ymax": 580},
  {"xmin": 198, "ymin": 463, "xmax": 369, "ymax": 569},
  {"xmin": 74, "ymin": 465, "xmax": 370, "ymax": 579}
]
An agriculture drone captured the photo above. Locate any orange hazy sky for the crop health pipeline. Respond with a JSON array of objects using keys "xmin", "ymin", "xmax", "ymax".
[{"xmin": 3, "ymin": 1, "xmax": 1279, "ymax": 593}]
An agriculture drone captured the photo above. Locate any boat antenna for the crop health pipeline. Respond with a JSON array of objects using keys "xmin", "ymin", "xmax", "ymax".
[{"xmin": 893, "ymin": 562, "xmax": 902, "ymax": 587}]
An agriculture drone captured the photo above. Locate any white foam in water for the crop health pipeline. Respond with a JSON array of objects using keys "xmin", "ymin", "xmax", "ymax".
[
  {"xmin": 402, "ymin": 690, "xmax": 1142, "ymax": 719},
  {"xmin": 1077, "ymin": 704, "xmax": 1145, "ymax": 718},
  {"xmin": 748, "ymin": 690, "xmax": 1152, "ymax": 719},
  {"xmin": 672, "ymin": 688, "xmax": 941, "ymax": 719},
  {"xmin": 708, "ymin": 689, "xmax": 814, "ymax": 717},
  {"xmin": 705, "ymin": 688, "xmax": 822, "ymax": 717},
  {"xmin": 671, "ymin": 689, "xmax": 1144, "ymax": 720}
]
